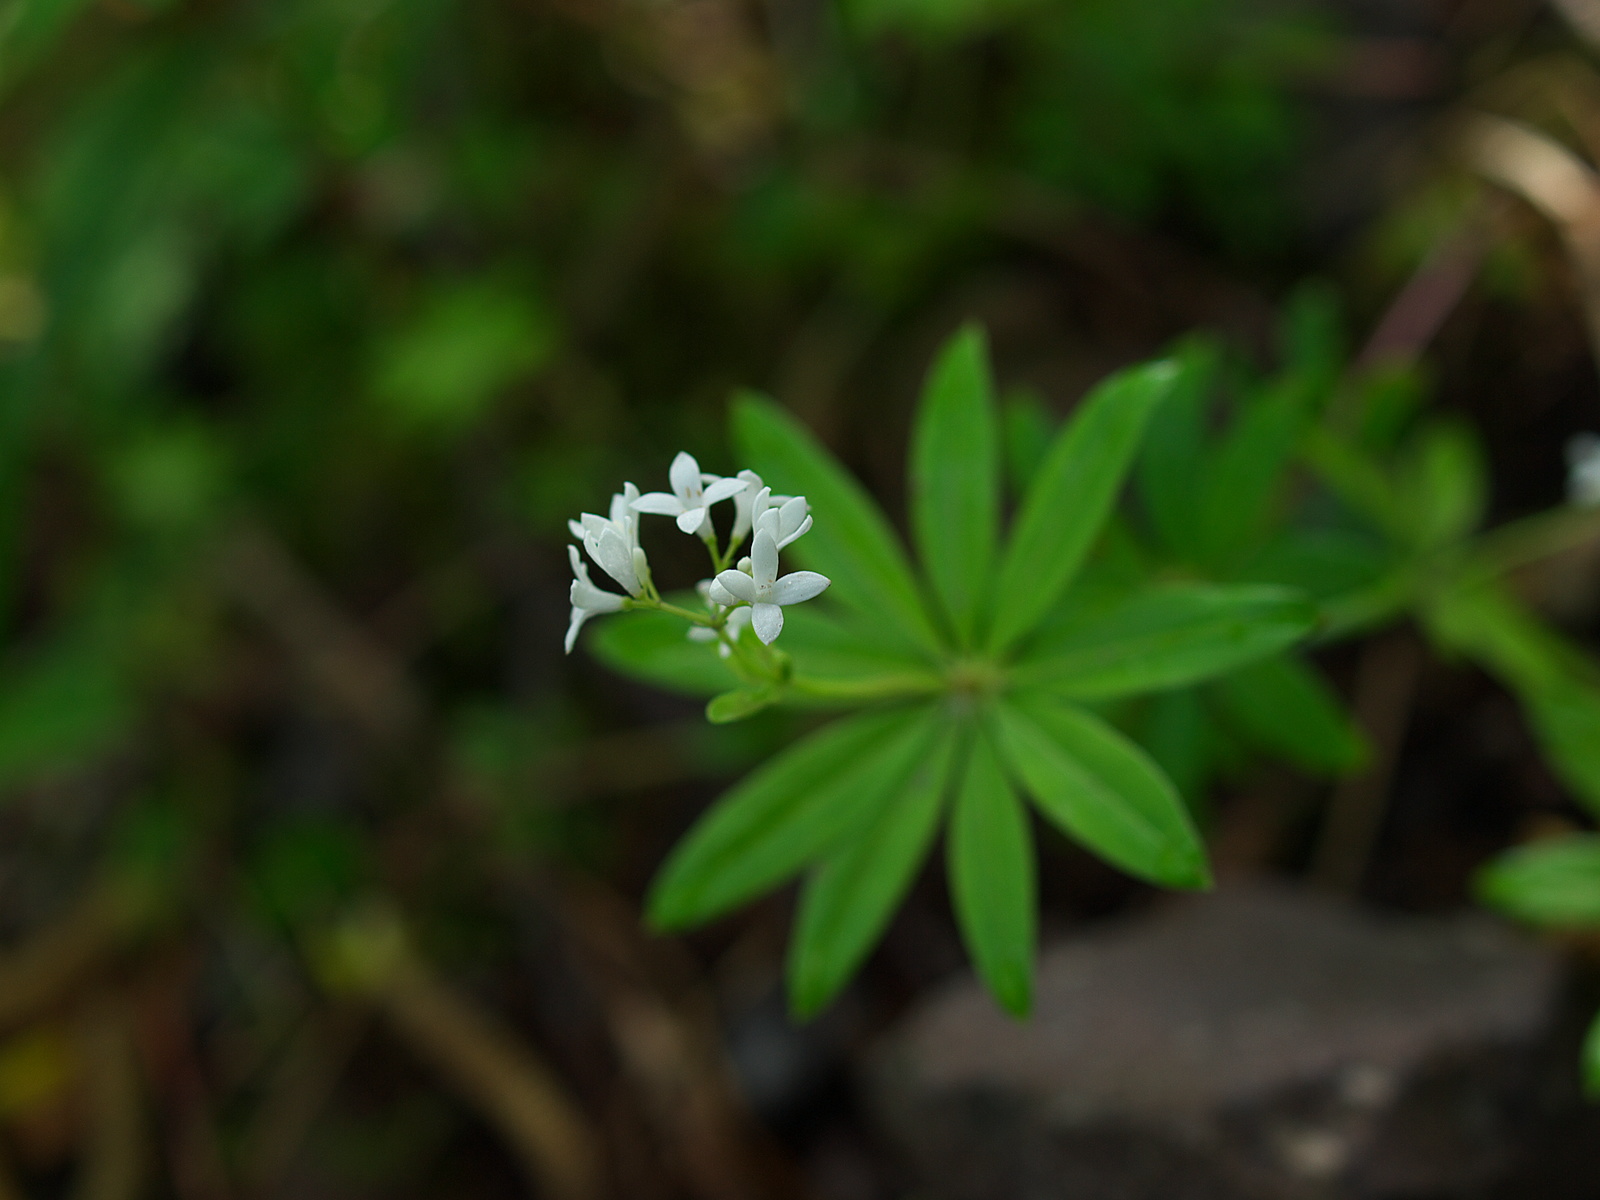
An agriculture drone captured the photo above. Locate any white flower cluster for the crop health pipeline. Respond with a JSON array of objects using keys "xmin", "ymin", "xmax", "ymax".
[{"xmin": 565, "ymin": 451, "xmax": 831, "ymax": 653}]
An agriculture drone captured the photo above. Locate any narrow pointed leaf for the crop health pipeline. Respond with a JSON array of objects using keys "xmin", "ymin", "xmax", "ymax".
[
  {"xmin": 647, "ymin": 705, "xmax": 938, "ymax": 929},
  {"xmin": 989, "ymin": 359, "xmax": 1180, "ymax": 653},
  {"xmin": 706, "ymin": 685, "xmax": 780, "ymax": 723},
  {"xmin": 996, "ymin": 696, "xmax": 1210, "ymax": 889},
  {"xmin": 1477, "ymin": 835, "xmax": 1600, "ymax": 927},
  {"xmin": 787, "ymin": 726, "xmax": 959, "ymax": 1017},
  {"xmin": 948, "ymin": 726, "xmax": 1035, "ymax": 1016},
  {"xmin": 1013, "ymin": 584, "xmax": 1315, "ymax": 700},
  {"xmin": 910, "ymin": 324, "xmax": 1000, "ymax": 644},
  {"xmin": 1215, "ymin": 654, "xmax": 1367, "ymax": 774},
  {"xmin": 732, "ymin": 392, "xmax": 942, "ymax": 653}
]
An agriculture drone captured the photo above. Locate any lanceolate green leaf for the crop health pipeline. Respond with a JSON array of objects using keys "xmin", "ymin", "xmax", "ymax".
[
  {"xmin": 1194, "ymin": 382, "xmax": 1308, "ymax": 571},
  {"xmin": 995, "ymin": 696, "xmax": 1210, "ymax": 889},
  {"xmin": 732, "ymin": 392, "xmax": 942, "ymax": 654},
  {"xmin": 948, "ymin": 725, "xmax": 1035, "ymax": 1016},
  {"xmin": 647, "ymin": 705, "xmax": 938, "ymax": 929},
  {"xmin": 910, "ymin": 324, "xmax": 1000, "ymax": 645},
  {"xmin": 1013, "ymin": 584, "xmax": 1315, "ymax": 700},
  {"xmin": 1215, "ymin": 654, "xmax": 1367, "ymax": 774},
  {"xmin": 1478, "ymin": 835, "xmax": 1600, "ymax": 927},
  {"xmin": 787, "ymin": 725, "xmax": 960, "ymax": 1018},
  {"xmin": 988, "ymin": 359, "xmax": 1180, "ymax": 653},
  {"xmin": 1135, "ymin": 337, "xmax": 1215, "ymax": 557}
]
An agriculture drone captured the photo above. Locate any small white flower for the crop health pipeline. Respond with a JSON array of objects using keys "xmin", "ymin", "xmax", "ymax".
[
  {"xmin": 711, "ymin": 528, "xmax": 831, "ymax": 644},
  {"xmin": 752, "ymin": 486, "xmax": 811, "ymax": 550},
  {"xmin": 570, "ymin": 482, "xmax": 645, "ymax": 596},
  {"xmin": 632, "ymin": 452, "xmax": 746, "ymax": 536},
  {"xmin": 1569, "ymin": 433, "xmax": 1600, "ymax": 507},
  {"xmin": 566, "ymin": 545, "xmax": 626, "ymax": 653},
  {"xmin": 724, "ymin": 469, "xmax": 766, "ymax": 544}
]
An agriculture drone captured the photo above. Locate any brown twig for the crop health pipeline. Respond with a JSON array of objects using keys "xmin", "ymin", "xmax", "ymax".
[
  {"xmin": 1310, "ymin": 631, "xmax": 1426, "ymax": 894},
  {"xmin": 238, "ymin": 1008, "xmax": 367, "ymax": 1197},
  {"xmin": 556, "ymin": 878, "xmax": 796, "ymax": 1200},
  {"xmin": 1356, "ymin": 225, "xmax": 1485, "ymax": 368},
  {"xmin": 1464, "ymin": 112, "xmax": 1600, "ymax": 369},
  {"xmin": 71, "ymin": 995, "xmax": 143, "ymax": 1200},
  {"xmin": 379, "ymin": 953, "xmax": 604, "ymax": 1200},
  {"xmin": 217, "ymin": 523, "xmax": 426, "ymax": 745}
]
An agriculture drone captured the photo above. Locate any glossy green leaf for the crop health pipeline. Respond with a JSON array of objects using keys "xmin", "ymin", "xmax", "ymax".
[
  {"xmin": 1478, "ymin": 835, "xmax": 1600, "ymax": 927},
  {"xmin": 733, "ymin": 391, "xmax": 942, "ymax": 653},
  {"xmin": 948, "ymin": 725, "xmax": 1035, "ymax": 1016},
  {"xmin": 989, "ymin": 359, "xmax": 1180, "ymax": 653},
  {"xmin": 787, "ymin": 725, "xmax": 959, "ymax": 1017},
  {"xmin": 996, "ymin": 695, "xmax": 1210, "ymax": 889},
  {"xmin": 1013, "ymin": 584, "xmax": 1315, "ymax": 700},
  {"xmin": 707, "ymin": 685, "xmax": 780, "ymax": 724},
  {"xmin": 910, "ymin": 324, "xmax": 1000, "ymax": 644},
  {"xmin": 647, "ymin": 705, "xmax": 937, "ymax": 929},
  {"xmin": 588, "ymin": 607, "xmax": 733, "ymax": 697},
  {"xmin": 1216, "ymin": 654, "xmax": 1367, "ymax": 774}
]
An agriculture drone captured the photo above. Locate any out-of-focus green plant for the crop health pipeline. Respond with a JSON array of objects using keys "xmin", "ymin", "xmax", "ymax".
[{"xmin": 585, "ymin": 325, "xmax": 1320, "ymax": 1016}]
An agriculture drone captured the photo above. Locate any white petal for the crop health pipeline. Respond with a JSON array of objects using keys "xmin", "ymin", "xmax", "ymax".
[
  {"xmin": 726, "ymin": 606, "xmax": 753, "ymax": 635},
  {"xmin": 776, "ymin": 514, "xmax": 812, "ymax": 550},
  {"xmin": 702, "ymin": 475, "xmax": 746, "ymax": 506},
  {"xmin": 771, "ymin": 570, "xmax": 830, "ymax": 606},
  {"xmin": 751, "ymin": 485, "xmax": 773, "ymax": 528},
  {"xmin": 568, "ymin": 544, "xmax": 588, "ymax": 580},
  {"xmin": 687, "ymin": 626, "xmax": 718, "ymax": 642},
  {"xmin": 669, "ymin": 452, "xmax": 702, "ymax": 500},
  {"xmin": 565, "ymin": 606, "xmax": 586, "ymax": 653},
  {"xmin": 631, "ymin": 492, "xmax": 685, "ymax": 516},
  {"xmin": 712, "ymin": 569, "xmax": 756, "ymax": 604},
  {"xmin": 571, "ymin": 576, "xmax": 625, "ymax": 612},
  {"xmin": 676, "ymin": 507, "xmax": 707, "ymax": 535},
  {"xmin": 751, "ymin": 528, "xmax": 779, "ymax": 589},
  {"xmin": 595, "ymin": 526, "xmax": 641, "ymax": 595},
  {"xmin": 708, "ymin": 578, "xmax": 738, "ymax": 605},
  {"xmin": 752, "ymin": 602, "xmax": 783, "ymax": 644},
  {"xmin": 567, "ymin": 518, "xmax": 585, "ymax": 540}
]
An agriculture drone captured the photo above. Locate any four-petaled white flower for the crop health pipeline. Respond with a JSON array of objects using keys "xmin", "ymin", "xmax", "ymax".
[
  {"xmin": 710, "ymin": 528, "xmax": 830, "ymax": 644},
  {"xmin": 566, "ymin": 545, "xmax": 626, "ymax": 653},
  {"xmin": 752, "ymin": 486, "xmax": 811, "ymax": 550},
  {"xmin": 633, "ymin": 452, "xmax": 745, "ymax": 536}
]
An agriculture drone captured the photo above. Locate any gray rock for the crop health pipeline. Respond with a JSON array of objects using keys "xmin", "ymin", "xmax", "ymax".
[{"xmin": 866, "ymin": 886, "xmax": 1570, "ymax": 1200}]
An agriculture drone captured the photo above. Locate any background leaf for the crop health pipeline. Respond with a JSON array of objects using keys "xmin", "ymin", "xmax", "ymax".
[
  {"xmin": 1014, "ymin": 583, "xmax": 1315, "ymax": 699},
  {"xmin": 910, "ymin": 324, "xmax": 1000, "ymax": 644},
  {"xmin": 988, "ymin": 359, "xmax": 1179, "ymax": 652},
  {"xmin": 947, "ymin": 725, "xmax": 1035, "ymax": 1016},
  {"xmin": 1215, "ymin": 654, "xmax": 1367, "ymax": 774},
  {"xmin": 1477, "ymin": 835, "xmax": 1600, "ymax": 926}
]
